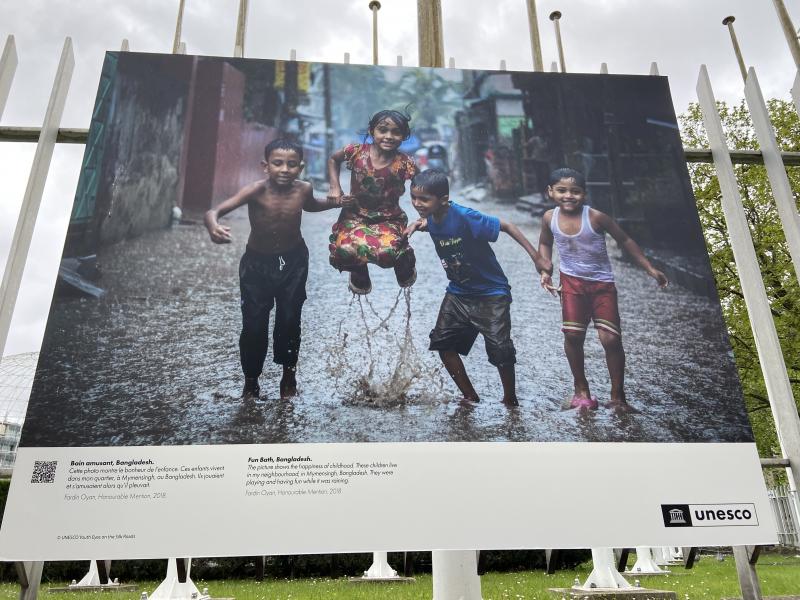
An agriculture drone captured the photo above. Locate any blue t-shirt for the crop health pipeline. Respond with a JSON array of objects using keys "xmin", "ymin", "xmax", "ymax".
[{"xmin": 426, "ymin": 203, "xmax": 510, "ymax": 298}]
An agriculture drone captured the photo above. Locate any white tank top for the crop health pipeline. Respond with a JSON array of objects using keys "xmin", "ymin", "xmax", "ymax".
[{"xmin": 550, "ymin": 206, "xmax": 615, "ymax": 282}]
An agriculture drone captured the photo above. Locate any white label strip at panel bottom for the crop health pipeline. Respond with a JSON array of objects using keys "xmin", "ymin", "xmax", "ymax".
[{"xmin": 0, "ymin": 442, "xmax": 775, "ymax": 560}]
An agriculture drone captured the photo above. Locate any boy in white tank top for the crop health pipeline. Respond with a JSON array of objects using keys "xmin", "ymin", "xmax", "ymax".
[{"xmin": 537, "ymin": 168, "xmax": 668, "ymax": 411}]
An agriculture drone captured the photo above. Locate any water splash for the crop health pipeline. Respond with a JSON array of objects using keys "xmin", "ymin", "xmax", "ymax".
[
  {"xmin": 364, "ymin": 288, "xmax": 403, "ymax": 334},
  {"xmin": 325, "ymin": 294, "xmax": 358, "ymax": 396},
  {"xmin": 325, "ymin": 288, "xmax": 448, "ymax": 407}
]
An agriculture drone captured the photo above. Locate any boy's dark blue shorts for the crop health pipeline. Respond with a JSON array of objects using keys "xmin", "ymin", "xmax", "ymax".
[{"xmin": 429, "ymin": 292, "xmax": 516, "ymax": 366}]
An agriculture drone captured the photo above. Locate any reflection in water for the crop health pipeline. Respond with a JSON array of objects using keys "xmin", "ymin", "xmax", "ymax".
[
  {"xmin": 21, "ymin": 196, "xmax": 754, "ymax": 447},
  {"xmin": 499, "ymin": 405, "xmax": 525, "ymax": 440},
  {"xmin": 447, "ymin": 401, "xmax": 478, "ymax": 442}
]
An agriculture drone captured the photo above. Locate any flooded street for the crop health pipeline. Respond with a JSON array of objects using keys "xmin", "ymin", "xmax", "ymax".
[{"xmin": 22, "ymin": 191, "xmax": 752, "ymax": 447}]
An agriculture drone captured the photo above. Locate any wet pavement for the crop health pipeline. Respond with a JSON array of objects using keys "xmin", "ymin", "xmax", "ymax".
[{"xmin": 22, "ymin": 191, "xmax": 753, "ymax": 447}]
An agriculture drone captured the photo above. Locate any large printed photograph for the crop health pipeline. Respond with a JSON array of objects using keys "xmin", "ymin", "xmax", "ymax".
[{"xmin": 21, "ymin": 53, "xmax": 752, "ymax": 446}]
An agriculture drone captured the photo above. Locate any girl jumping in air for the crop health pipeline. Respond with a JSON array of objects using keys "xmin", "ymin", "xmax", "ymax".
[{"xmin": 327, "ymin": 109, "xmax": 418, "ymax": 294}]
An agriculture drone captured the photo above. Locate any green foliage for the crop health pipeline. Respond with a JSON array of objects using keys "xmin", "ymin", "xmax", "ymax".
[{"xmin": 679, "ymin": 99, "xmax": 800, "ymax": 469}]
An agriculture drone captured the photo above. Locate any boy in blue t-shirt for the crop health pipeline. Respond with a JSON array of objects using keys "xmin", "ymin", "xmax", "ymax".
[{"xmin": 405, "ymin": 170, "xmax": 552, "ymax": 405}]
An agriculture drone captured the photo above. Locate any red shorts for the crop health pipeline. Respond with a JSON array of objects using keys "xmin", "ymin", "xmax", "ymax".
[{"xmin": 559, "ymin": 272, "xmax": 621, "ymax": 336}]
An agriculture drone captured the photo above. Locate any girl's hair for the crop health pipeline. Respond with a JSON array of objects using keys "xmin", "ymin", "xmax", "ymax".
[
  {"xmin": 366, "ymin": 109, "xmax": 412, "ymax": 141},
  {"xmin": 548, "ymin": 167, "xmax": 586, "ymax": 190}
]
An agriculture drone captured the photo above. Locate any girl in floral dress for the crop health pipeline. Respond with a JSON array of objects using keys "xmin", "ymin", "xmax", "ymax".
[{"xmin": 327, "ymin": 110, "xmax": 418, "ymax": 294}]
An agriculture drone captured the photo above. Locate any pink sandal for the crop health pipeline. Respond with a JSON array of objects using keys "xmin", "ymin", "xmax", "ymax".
[{"xmin": 569, "ymin": 395, "xmax": 599, "ymax": 410}]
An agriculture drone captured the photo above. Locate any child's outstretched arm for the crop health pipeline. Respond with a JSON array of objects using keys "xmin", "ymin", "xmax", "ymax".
[
  {"xmin": 593, "ymin": 210, "xmax": 669, "ymax": 288},
  {"xmin": 302, "ymin": 182, "xmax": 355, "ymax": 212},
  {"xmin": 403, "ymin": 217, "xmax": 428, "ymax": 239},
  {"xmin": 537, "ymin": 210, "xmax": 558, "ymax": 296},
  {"xmin": 327, "ymin": 148, "xmax": 347, "ymax": 203},
  {"xmin": 499, "ymin": 219, "xmax": 552, "ymax": 274},
  {"xmin": 204, "ymin": 182, "xmax": 259, "ymax": 244}
]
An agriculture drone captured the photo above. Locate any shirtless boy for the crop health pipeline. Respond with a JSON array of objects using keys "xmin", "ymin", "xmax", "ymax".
[{"xmin": 205, "ymin": 139, "xmax": 352, "ymax": 400}]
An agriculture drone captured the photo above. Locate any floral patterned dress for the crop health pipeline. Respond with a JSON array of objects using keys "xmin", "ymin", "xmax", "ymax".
[{"xmin": 329, "ymin": 143, "xmax": 418, "ymax": 270}]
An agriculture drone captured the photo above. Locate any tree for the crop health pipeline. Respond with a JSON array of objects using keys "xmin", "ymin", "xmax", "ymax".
[{"xmin": 680, "ymin": 99, "xmax": 800, "ymax": 469}]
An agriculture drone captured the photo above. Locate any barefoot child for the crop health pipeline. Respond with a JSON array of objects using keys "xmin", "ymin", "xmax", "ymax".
[
  {"xmin": 405, "ymin": 170, "xmax": 552, "ymax": 406},
  {"xmin": 205, "ymin": 139, "xmax": 352, "ymax": 400},
  {"xmin": 327, "ymin": 109, "xmax": 418, "ymax": 294},
  {"xmin": 538, "ymin": 167, "xmax": 668, "ymax": 411}
]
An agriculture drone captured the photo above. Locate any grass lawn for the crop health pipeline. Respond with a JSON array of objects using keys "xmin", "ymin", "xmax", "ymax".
[{"xmin": 0, "ymin": 553, "xmax": 797, "ymax": 600}]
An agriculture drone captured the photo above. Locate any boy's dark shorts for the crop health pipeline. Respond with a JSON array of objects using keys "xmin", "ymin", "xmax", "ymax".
[{"xmin": 429, "ymin": 292, "xmax": 516, "ymax": 366}]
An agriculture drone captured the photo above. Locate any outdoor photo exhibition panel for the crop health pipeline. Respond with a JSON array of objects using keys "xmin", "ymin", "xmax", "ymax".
[{"xmin": 0, "ymin": 52, "xmax": 776, "ymax": 559}]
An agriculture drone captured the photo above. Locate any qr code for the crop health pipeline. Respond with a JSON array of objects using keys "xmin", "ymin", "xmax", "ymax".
[{"xmin": 31, "ymin": 460, "xmax": 57, "ymax": 484}]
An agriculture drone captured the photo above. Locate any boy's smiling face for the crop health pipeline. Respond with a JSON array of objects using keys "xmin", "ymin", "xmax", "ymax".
[
  {"xmin": 547, "ymin": 177, "xmax": 586, "ymax": 214},
  {"xmin": 262, "ymin": 148, "xmax": 304, "ymax": 188},
  {"xmin": 411, "ymin": 186, "xmax": 449, "ymax": 221}
]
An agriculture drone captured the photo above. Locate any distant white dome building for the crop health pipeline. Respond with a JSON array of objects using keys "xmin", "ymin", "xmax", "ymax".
[{"xmin": 0, "ymin": 352, "xmax": 38, "ymax": 469}]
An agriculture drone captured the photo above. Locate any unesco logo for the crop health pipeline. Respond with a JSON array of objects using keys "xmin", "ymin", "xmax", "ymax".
[
  {"xmin": 661, "ymin": 504, "xmax": 692, "ymax": 527},
  {"xmin": 661, "ymin": 504, "xmax": 758, "ymax": 528}
]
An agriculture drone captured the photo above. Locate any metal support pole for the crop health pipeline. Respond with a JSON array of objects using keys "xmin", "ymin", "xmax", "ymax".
[
  {"xmin": 771, "ymin": 0, "xmax": 800, "ymax": 69},
  {"xmin": 95, "ymin": 559, "xmax": 111, "ymax": 585},
  {"xmin": 149, "ymin": 558, "xmax": 204, "ymax": 599},
  {"xmin": 745, "ymin": 67, "xmax": 800, "ymax": 279},
  {"xmin": 630, "ymin": 547, "xmax": 668, "ymax": 574},
  {"xmin": 649, "ymin": 62, "xmax": 659, "ymax": 75},
  {"xmin": 0, "ymin": 35, "xmax": 18, "ymax": 119},
  {"xmin": 723, "ymin": 16, "xmax": 748, "ymax": 82},
  {"xmin": 233, "ymin": 0, "xmax": 248, "ymax": 58},
  {"xmin": 363, "ymin": 551, "xmax": 397, "ymax": 578},
  {"xmin": 791, "ymin": 71, "xmax": 800, "ymax": 117},
  {"xmin": 600, "ymin": 62, "xmax": 608, "ymax": 74},
  {"xmin": 550, "ymin": 11, "xmax": 566, "ymax": 72},
  {"xmin": 173, "ymin": 0, "xmax": 186, "ymax": 54},
  {"xmin": 0, "ymin": 126, "xmax": 87, "ymax": 143},
  {"xmin": 545, "ymin": 549, "xmax": 560, "ymax": 574},
  {"xmin": 579, "ymin": 548, "xmax": 632, "ymax": 589},
  {"xmin": 15, "ymin": 561, "xmax": 44, "ymax": 600},
  {"xmin": 683, "ymin": 547, "xmax": 699, "ymax": 568},
  {"xmin": 0, "ymin": 37, "xmax": 74, "ymax": 357},
  {"xmin": 525, "ymin": 0, "xmax": 544, "ymax": 71},
  {"xmin": 431, "ymin": 550, "xmax": 481, "ymax": 600},
  {"xmin": 616, "ymin": 548, "xmax": 630, "ymax": 572},
  {"xmin": 733, "ymin": 546, "xmax": 763, "ymax": 600},
  {"xmin": 369, "ymin": 1, "xmax": 381, "ymax": 65},
  {"xmin": 120, "ymin": 39, "xmax": 130, "ymax": 51},
  {"xmin": 417, "ymin": 0, "xmax": 444, "ymax": 67},
  {"xmin": 697, "ymin": 65, "xmax": 800, "ymax": 493}
]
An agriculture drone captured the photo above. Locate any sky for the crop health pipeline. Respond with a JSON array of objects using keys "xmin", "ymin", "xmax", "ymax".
[{"xmin": 0, "ymin": 0, "xmax": 797, "ymax": 357}]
